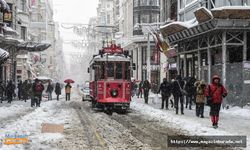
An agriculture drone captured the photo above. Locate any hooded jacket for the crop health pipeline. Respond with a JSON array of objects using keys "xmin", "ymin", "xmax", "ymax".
[{"xmin": 205, "ymin": 75, "xmax": 227, "ymax": 104}]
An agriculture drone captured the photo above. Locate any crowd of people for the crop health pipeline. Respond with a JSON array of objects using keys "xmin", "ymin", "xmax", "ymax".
[
  {"xmin": 0, "ymin": 79, "xmax": 73, "ymax": 107},
  {"xmin": 131, "ymin": 75, "xmax": 228, "ymax": 129}
]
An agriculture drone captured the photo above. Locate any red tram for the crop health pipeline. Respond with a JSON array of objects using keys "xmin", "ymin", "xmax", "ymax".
[{"xmin": 88, "ymin": 44, "xmax": 134, "ymax": 113}]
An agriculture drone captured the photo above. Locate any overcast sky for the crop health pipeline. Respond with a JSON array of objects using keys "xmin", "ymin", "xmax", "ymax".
[
  {"xmin": 52, "ymin": 0, "xmax": 99, "ymax": 82},
  {"xmin": 53, "ymin": 0, "xmax": 99, "ymax": 24}
]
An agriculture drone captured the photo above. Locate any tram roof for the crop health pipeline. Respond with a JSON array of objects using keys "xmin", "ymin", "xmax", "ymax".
[{"xmin": 90, "ymin": 54, "xmax": 131, "ymax": 65}]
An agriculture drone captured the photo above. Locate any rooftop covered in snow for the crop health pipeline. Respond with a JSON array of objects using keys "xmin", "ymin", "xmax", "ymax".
[{"xmin": 160, "ymin": 6, "xmax": 250, "ymax": 44}]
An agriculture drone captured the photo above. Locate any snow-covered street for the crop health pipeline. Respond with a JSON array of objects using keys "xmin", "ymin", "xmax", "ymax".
[{"xmin": 0, "ymin": 90, "xmax": 248, "ymax": 150}]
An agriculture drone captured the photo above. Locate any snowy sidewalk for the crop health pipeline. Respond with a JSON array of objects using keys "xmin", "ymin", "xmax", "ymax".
[{"xmin": 131, "ymin": 95, "xmax": 250, "ymax": 149}]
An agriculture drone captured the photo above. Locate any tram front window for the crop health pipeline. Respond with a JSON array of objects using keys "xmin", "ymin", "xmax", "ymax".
[
  {"xmin": 107, "ymin": 62, "xmax": 114, "ymax": 78},
  {"xmin": 116, "ymin": 63, "xmax": 123, "ymax": 79}
]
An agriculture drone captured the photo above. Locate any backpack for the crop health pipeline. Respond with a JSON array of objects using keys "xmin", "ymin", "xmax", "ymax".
[{"xmin": 35, "ymin": 83, "xmax": 43, "ymax": 92}]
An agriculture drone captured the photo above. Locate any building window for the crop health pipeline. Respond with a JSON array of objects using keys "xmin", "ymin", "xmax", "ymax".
[
  {"xmin": 134, "ymin": 0, "xmax": 139, "ymax": 7},
  {"xmin": 21, "ymin": 26, "xmax": 26, "ymax": 40},
  {"xmin": 142, "ymin": 46, "xmax": 147, "ymax": 65},
  {"xmin": 141, "ymin": 14, "xmax": 150, "ymax": 23},
  {"xmin": 21, "ymin": 0, "xmax": 26, "ymax": 12},
  {"xmin": 107, "ymin": 14, "xmax": 110, "ymax": 24},
  {"xmin": 171, "ymin": 0, "xmax": 177, "ymax": 20}
]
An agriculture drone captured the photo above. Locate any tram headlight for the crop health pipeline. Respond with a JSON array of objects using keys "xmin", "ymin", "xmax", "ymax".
[{"xmin": 111, "ymin": 89, "xmax": 118, "ymax": 97}]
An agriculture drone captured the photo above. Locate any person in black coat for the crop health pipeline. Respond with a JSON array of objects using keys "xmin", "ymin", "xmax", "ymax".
[
  {"xmin": 17, "ymin": 80, "xmax": 23, "ymax": 100},
  {"xmin": 157, "ymin": 78, "xmax": 172, "ymax": 109},
  {"xmin": 0, "ymin": 81, "xmax": 5, "ymax": 103},
  {"xmin": 184, "ymin": 77, "xmax": 196, "ymax": 110},
  {"xmin": 171, "ymin": 75, "xmax": 185, "ymax": 114},
  {"xmin": 55, "ymin": 82, "xmax": 61, "ymax": 101},
  {"xmin": 6, "ymin": 80, "xmax": 15, "ymax": 103},
  {"xmin": 46, "ymin": 81, "xmax": 54, "ymax": 100},
  {"xmin": 142, "ymin": 79, "xmax": 151, "ymax": 104}
]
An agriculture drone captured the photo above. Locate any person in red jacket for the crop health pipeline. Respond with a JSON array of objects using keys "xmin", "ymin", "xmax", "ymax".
[{"xmin": 205, "ymin": 75, "xmax": 227, "ymax": 128}]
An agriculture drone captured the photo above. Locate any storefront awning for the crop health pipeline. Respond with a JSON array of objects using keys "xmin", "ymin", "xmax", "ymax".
[
  {"xmin": 194, "ymin": 7, "xmax": 213, "ymax": 23},
  {"xmin": 3, "ymin": 25, "xmax": 19, "ymax": 36},
  {"xmin": 160, "ymin": 6, "xmax": 250, "ymax": 44},
  {"xmin": 0, "ymin": 47, "xmax": 9, "ymax": 64},
  {"xmin": 0, "ymin": 0, "xmax": 10, "ymax": 13},
  {"xmin": 212, "ymin": 6, "xmax": 250, "ymax": 19},
  {"xmin": 160, "ymin": 19, "xmax": 198, "ymax": 37},
  {"xmin": 17, "ymin": 42, "xmax": 51, "ymax": 52}
]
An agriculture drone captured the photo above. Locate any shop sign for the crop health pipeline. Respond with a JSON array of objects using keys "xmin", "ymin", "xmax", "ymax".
[{"xmin": 243, "ymin": 62, "xmax": 250, "ymax": 69}]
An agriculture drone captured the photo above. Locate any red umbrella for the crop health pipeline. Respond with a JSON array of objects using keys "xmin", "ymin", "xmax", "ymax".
[{"xmin": 64, "ymin": 79, "xmax": 74, "ymax": 83}]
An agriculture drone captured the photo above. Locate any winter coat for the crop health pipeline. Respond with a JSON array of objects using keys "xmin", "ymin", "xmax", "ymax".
[
  {"xmin": 184, "ymin": 78, "xmax": 196, "ymax": 96},
  {"xmin": 32, "ymin": 82, "xmax": 45, "ymax": 95},
  {"xmin": 157, "ymin": 81, "xmax": 172, "ymax": 97},
  {"xmin": 0, "ymin": 83, "xmax": 5, "ymax": 95},
  {"xmin": 65, "ymin": 84, "xmax": 72, "ymax": 94},
  {"xmin": 55, "ymin": 83, "xmax": 61, "ymax": 95},
  {"xmin": 46, "ymin": 84, "xmax": 54, "ymax": 93},
  {"xmin": 195, "ymin": 81, "xmax": 206, "ymax": 103},
  {"xmin": 205, "ymin": 75, "xmax": 227, "ymax": 104},
  {"xmin": 171, "ymin": 79, "xmax": 185, "ymax": 97},
  {"xmin": 6, "ymin": 82, "xmax": 15, "ymax": 94},
  {"xmin": 142, "ymin": 80, "xmax": 151, "ymax": 93}
]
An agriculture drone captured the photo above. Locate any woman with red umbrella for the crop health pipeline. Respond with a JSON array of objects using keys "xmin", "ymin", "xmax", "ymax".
[{"xmin": 64, "ymin": 79, "xmax": 74, "ymax": 101}]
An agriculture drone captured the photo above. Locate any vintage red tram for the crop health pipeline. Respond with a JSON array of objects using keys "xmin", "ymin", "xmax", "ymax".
[{"xmin": 88, "ymin": 44, "xmax": 134, "ymax": 113}]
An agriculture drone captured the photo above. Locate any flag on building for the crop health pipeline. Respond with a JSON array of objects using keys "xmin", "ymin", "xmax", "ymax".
[{"xmin": 152, "ymin": 32, "xmax": 169, "ymax": 55}]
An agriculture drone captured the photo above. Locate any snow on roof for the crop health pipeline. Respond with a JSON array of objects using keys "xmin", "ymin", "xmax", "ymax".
[
  {"xmin": 160, "ymin": 18, "xmax": 198, "ymax": 36},
  {"xmin": 212, "ymin": 6, "xmax": 250, "ymax": 10},
  {"xmin": 212, "ymin": 6, "xmax": 250, "ymax": 19},
  {"xmin": 194, "ymin": 7, "xmax": 213, "ymax": 23},
  {"xmin": 90, "ymin": 54, "xmax": 131, "ymax": 65}
]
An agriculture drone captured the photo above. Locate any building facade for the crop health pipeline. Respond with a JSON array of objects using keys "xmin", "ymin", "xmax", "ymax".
[
  {"xmin": 161, "ymin": 0, "xmax": 250, "ymax": 106},
  {"xmin": 123, "ymin": 0, "xmax": 161, "ymax": 92},
  {"xmin": 0, "ymin": 0, "xmax": 57, "ymax": 85}
]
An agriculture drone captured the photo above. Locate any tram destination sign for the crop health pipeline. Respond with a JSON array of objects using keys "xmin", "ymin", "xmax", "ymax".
[{"xmin": 103, "ymin": 44, "xmax": 123, "ymax": 54}]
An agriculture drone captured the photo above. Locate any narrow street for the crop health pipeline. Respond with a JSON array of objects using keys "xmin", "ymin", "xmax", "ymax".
[{"xmin": 1, "ymin": 89, "xmax": 240, "ymax": 150}]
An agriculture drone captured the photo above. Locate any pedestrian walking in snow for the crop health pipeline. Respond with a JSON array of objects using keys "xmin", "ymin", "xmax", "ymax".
[
  {"xmin": 137, "ymin": 81, "xmax": 143, "ymax": 98},
  {"xmin": 6, "ymin": 80, "xmax": 15, "ymax": 103},
  {"xmin": 157, "ymin": 78, "xmax": 172, "ymax": 109},
  {"xmin": 131, "ymin": 79, "xmax": 138, "ymax": 97},
  {"xmin": 194, "ymin": 80, "xmax": 206, "ymax": 118},
  {"xmin": 55, "ymin": 82, "xmax": 61, "ymax": 101},
  {"xmin": 65, "ymin": 83, "xmax": 72, "ymax": 101},
  {"xmin": 17, "ymin": 80, "xmax": 23, "ymax": 100},
  {"xmin": 46, "ymin": 81, "xmax": 54, "ymax": 100},
  {"xmin": 22, "ymin": 80, "xmax": 30, "ymax": 102},
  {"xmin": 32, "ymin": 78, "xmax": 44, "ymax": 107},
  {"xmin": 0, "ymin": 81, "xmax": 5, "ymax": 103},
  {"xmin": 142, "ymin": 79, "xmax": 151, "ymax": 104},
  {"xmin": 172, "ymin": 75, "xmax": 185, "ymax": 114},
  {"xmin": 184, "ymin": 77, "xmax": 196, "ymax": 110},
  {"xmin": 205, "ymin": 75, "xmax": 227, "ymax": 128}
]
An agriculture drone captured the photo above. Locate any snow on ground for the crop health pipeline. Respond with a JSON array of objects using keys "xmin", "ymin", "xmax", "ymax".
[
  {"xmin": 0, "ymin": 95, "xmax": 74, "ymax": 150},
  {"xmin": 0, "ymin": 100, "xmax": 33, "ymax": 120},
  {"xmin": 131, "ymin": 93, "xmax": 250, "ymax": 149}
]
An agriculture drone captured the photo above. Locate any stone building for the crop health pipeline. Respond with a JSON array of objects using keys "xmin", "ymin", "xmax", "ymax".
[{"xmin": 160, "ymin": 0, "xmax": 250, "ymax": 106}]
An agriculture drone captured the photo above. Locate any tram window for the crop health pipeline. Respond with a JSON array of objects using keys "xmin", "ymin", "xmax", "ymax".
[
  {"xmin": 125, "ymin": 62, "xmax": 131, "ymax": 80},
  {"xmin": 107, "ymin": 62, "xmax": 114, "ymax": 78},
  {"xmin": 100, "ymin": 63, "xmax": 105, "ymax": 79},
  {"xmin": 116, "ymin": 63, "xmax": 123, "ymax": 79}
]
